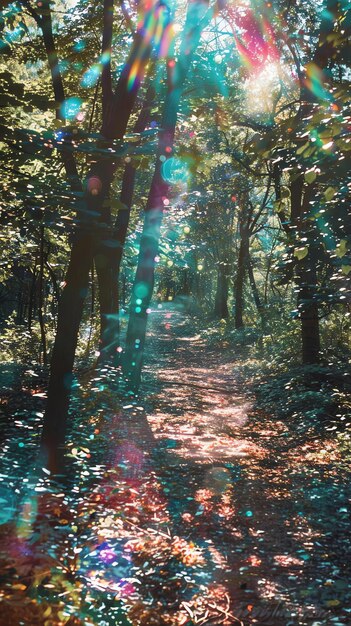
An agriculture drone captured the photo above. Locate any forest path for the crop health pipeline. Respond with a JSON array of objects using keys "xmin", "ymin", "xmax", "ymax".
[
  {"xmin": 129, "ymin": 303, "xmax": 351, "ymax": 625},
  {"xmin": 143, "ymin": 303, "xmax": 263, "ymax": 464},
  {"xmin": 1, "ymin": 306, "xmax": 350, "ymax": 626}
]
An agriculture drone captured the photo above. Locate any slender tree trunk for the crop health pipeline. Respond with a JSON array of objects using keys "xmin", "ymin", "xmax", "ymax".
[
  {"xmin": 41, "ymin": 1, "xmax": 162, "ymax": 472},
  {"xmin": 17, "ymin": 291, "xmax": 24, "ymax": 325},
  {"xmin": 123, "ymin": 0, "xmax": 211, "ymax": 390},
  {"xmin": 40, "ymin": 0, "xmax": 82, "ymax": 189},
  {"xmin": 284, "ymin": 0, "xmax": 340, "ymax": 364},
  {"xmin": 41, "ymin": 234, "xmax": 95, "ymax": 472},
  {"xmin": 234, "ymin": 240, "xmax": 245, "ymax": 329},
  {"xmin": 181, "ymin": 268, "xmax": 190, "ymax": 295},
  {"xmin": 290, "ymin": 177, "xmax": 321, "ymax": 364},
  {"xmin": 45, "ymin": 260, "xmax": 60, "ymax": 325},
  {"xmin": 28, "ymin": 267, "xmax": 37, "ymax": 331},
  {"xmin": 85, "ymin": 262, "xmax": 95, "ymax": 357},
  {"xmin": 214, "ymin": 262, "xmax": 229, "ymax": 319},
  {"xmin": 296, "ymin": 260, "xmax": 321, "ymax": 364},
  {"xmin": 97, "ymin": 81, "xmax": 156, "ymax": 362},
  {"xmin": 234, "ymin": 227, "xmax": 249, "ymax": 329},
  {"xmin": 38, "ymin": 225, "xmax": 47, "ymax": 365},
  {"xmin": 247, "ymin": 257, "xmax": 265, "ymax": 324},
  {"xmin": 123, "ymin": 208, "xmax": 163, "ymax": 389}
]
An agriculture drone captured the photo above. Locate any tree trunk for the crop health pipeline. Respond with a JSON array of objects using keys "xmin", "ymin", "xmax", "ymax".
[
  {"xmin": 85, "ymin": 262, "xmax": 95, "ymax": 357},
  {"xmin": 234, "ymin": 241, "xmax": 245, "ymax": 329},
  {"xmin": 181, "ymin": 268, "xmax": 190, "ymax": 295},
  {"xmin": 40, "ymin": 0, "xmax": 82, "ymax": 189},
  {"xmin": 97, "ymin": 81, "xmax": 156, "ymax": 363},
  {"xmin": 41, "ymin": 233, "xmax": 94, "ymax": 473},
  {"xmin": 247, "ymin": 257, "xmax": 265, "ymax": 324},
  {"xmin": 38, "ymin": 224, "xmax": 47, "ymax": 365},
  {"xmin": 41, "ymin": 1, "xmax": 160, "ymax": 473},
  {"xmin": 290, "ymin": 176, "xmax": 321, "ymax": 364},
  {"xmin": 123, "ymin": 0, "xmax": 210, "ymax": 390},
  {"xmin": 296, "ymin": 256, "xmax": 321, "ymax": 364},
  {"xmin": 28, "ymin": 267, "xmax": 37, "ymax": 331},
  {"xmin": 234, "ymin": 231, "xmax": 249, "ymax": 329},
  {"xmin": 214, "ymin": 262, "xmax": 229, "ymax": 319}
]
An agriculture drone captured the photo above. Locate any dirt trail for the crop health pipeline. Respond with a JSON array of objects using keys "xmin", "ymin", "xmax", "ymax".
[
  {"xmin": 134, "ymin": 304, "xmax": 351, "ymax": 625},
  {"xmin": 143, "ymin": 306, "xmax": 264, "ymax": 464},
  {"xmin": 1, "ymin": 305, "xmax": 350, "ymax": 626}
]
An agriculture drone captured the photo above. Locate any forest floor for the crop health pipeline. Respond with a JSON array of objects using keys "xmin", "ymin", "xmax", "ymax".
[{"xmin": 0, "ymin": 304, "xmax": 351, "ymax": 625}]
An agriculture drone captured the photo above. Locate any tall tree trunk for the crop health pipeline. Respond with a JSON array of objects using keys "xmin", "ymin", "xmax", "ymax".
[
  {"xmin": 214, "ymin": 261, "xmax": 229, "ymax": 319},
  {"xmin": 290, "ymin": 177, "xmax": 321, "ymax": 364},
  {"xmin": 247, "ymin": 257, "xmax": 265, "ymax": 324},
  {"xmin": 97, "ymin": 81, "xmax": 156, "ymax": 363},
  {"xmin": 45, "ymin": 260, "xmax": 60, "ymax": 326},
  {"xmin": 40, "ymin": 0, "xmax": 82, "ymax": 189},
  {"xmin": 181, "ymin": 267, "xmax": 190, "ymax": 296},
  {"xmin": 38, "ymin": 224, "xmax": 47, "ymax": 365},
  {"xmin": 123, "ymin": 0, "xmax": 211, "ymax": 391},
  {"xmin": 17, "ymin": 290, "xmax": 24, "ymax": 325},
  {"xmin": 234, "ymin": 225, "xmax": 249, "ymax": 329},
  {"xmin": 234, "ymin": 240, "xmax": 245, "ymax": 329},
  {"xmin": 28, "ymin": 267, "xmax": 37, "ymax": 331},
  {"xmin": 296, "ymin": 260, "xmax": 321, "ymax": 364},
  {"xmin": 85, "ymin": 262, "xmax": 95, "ymax": 357},
  {"xmin": 285, "ymin": 0, "xmax": 340, "ymax": 365},
  {"xmin": 41, "ymin": 0, "xmax": 162, "ymax": 473},
  {"xmin": 41, "ymin": 235, "xmax": 95, "ymax": 472}
]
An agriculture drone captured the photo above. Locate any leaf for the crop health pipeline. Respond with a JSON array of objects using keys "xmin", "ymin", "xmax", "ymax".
[
  {"xmin": 325, "ymin": 599, "xmax": 341, "ymax": 607},
  {"xmin": 296, "ymin": 141, "xmax": 309, "ymax": 155},
  {"xmin": 111, "ymin": 198, "xmax": 127, "ymax": 211},
  {"xmin": 273, "ymin": 199, "xmax": 284, "ymax": 212},
  {"xmin": 304, "ymin": 169, "xmax": 317, "ymax": 184},
  {"xmin": 280, "ymin": 186, "xmax": 290, "ymax": 199},
  {"xmin": 336, "ymin": 239, "xmax": 348, "ymax": 258},
  {"xmin": 324, "ymin": 186, "xmax": 336, "ymax": 201},
  {"xmin": 294, "ymin": 246, "xmax": 309, "ymax": 260},
  {"xmin": 341, "ymin": 264, "xmax": 351, "ymax": 275}
]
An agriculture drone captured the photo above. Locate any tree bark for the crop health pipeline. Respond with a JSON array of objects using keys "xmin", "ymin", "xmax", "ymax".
[
  {"xmin": 247, "ymin": 257, "xmax": 265, "ymax": 324},
  {"xmin": 41, "ymin": 0, "xmax": 161, "ymax": 472},
  {"xmin": 40, "ymin": 0, "xmax": 81, "ymax": 189},
  {"xmin": 234, "ymin": 239, "xmax": 246, "ymax": 329},
  {"xmin": 234, "ymin": 211, "xmax": 249, "ymax": 330},
  {"xmin": 290, "ymin": 177, "xmax": 321, "ymax": 364},
  {"xmin": 123, "ymin": 0, "xmax": 211, "ymax": 391},
  {"xmin": 214, "ymin": 261, "xmax": 229, "ymax": 319},
  {"xmin": 286, "ymin": 0, "xmax": 340, "ymax": 365},
  {"xmin": 38, "ymin": 224, "xmax": 47, "ymax": 365},
  {"xmin": 97, "ymin": 81, "xmax": 156, "ymax": 362},
  {"xmin": 28, "ymin": 267, "xmax": 37, "ymax": 332},
  {"xmin": 41, "ymin": 234, "xmax": 94, "ymax": 472},
  {"xmin": 296, "ymin": 260, "xmax": 321, "ymax": 364}
]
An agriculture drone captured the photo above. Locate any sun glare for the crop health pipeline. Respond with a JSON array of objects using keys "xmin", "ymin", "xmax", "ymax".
[{"xmin": 244, "ymin": 60, "xmax": 284, "ymax": 114}]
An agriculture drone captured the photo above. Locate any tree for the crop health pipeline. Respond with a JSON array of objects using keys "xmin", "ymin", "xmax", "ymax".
[{"xmin": 123, "ymin": 0, "xmax": 215, "ymax": 390}]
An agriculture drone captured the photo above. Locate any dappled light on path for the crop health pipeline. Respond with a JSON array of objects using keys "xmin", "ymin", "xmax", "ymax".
[
  {"xmin": 0, "ymin": 306, "xmax": 350, "ymax": 625},
  {"xmin": 138, "ymin": 306, "xmax": 351, "ymax": 625},
  {"xmin": 145, "ymin": 306, "xmax": 266, "ymax": 463}
]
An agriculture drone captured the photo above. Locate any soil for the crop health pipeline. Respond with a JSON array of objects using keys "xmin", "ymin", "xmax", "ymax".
[{"xmin": 0, "ymin": 304, "xmax": 350, "ymax": 626}]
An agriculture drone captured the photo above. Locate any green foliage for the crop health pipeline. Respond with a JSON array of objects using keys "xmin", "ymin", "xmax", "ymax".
[{"xmin": 0, "ymin": 313, "xmax": 48, "ymax": 363}]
